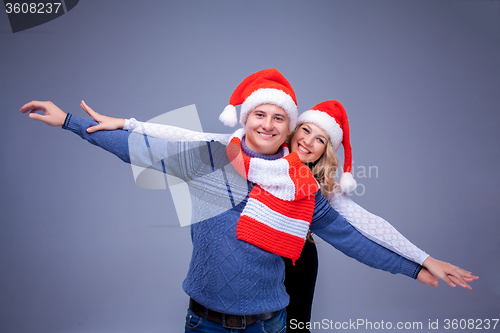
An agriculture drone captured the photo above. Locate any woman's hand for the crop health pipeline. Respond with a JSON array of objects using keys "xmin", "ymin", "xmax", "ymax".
[
  {"xmin": 422, "ymin": 256, "xmax": 479, "ymax": 289},
  {"xmin": 80, "ymin": 100, "xmax": 125, "ymax": 133},
  {"xmin": 20, "ymin": 101, "xmax": 67, "ymax": 127}
]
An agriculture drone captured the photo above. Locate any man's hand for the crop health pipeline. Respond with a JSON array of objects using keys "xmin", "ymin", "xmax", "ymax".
[
  {"xmin": 20, "ymin": 101, "xmax": 67, "ymax": 127},
  {"xmin": 417, "ymin": 267, "xmax": 439, "ymax": 287}
]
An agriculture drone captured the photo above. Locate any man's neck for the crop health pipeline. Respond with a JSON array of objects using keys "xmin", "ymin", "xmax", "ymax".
[{"xmin": 241, "ymin": 136, "xmax": 285, "ymax": 160}]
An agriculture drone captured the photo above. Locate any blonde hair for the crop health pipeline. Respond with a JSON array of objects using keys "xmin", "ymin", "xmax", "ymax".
[
  {"xmin": 288, "ymin": 124, "xmax": 340, "ymax": 243},
  {"xmin": 312, "ymin": 139, "xmax": 339, "ymax": 197}
]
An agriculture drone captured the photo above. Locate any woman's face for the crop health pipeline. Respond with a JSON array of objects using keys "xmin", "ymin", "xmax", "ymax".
[{"xmin": 290, "ymin": 123, "xmax": 328, "ymax": 163}]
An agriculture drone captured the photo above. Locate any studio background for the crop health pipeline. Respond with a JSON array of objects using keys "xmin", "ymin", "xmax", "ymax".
[{"xmin": 1, "ymin": 1, "xmax": 499, "ymax": 332}]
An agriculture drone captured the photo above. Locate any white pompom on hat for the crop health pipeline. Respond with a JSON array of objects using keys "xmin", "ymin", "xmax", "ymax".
[
  {"xmin": 219, "ymin": 68, "xmax": 298, "ymax": 132},
  {"xmin": 297, "ymin": 100, "xmax": 357, "ymax": 193}
]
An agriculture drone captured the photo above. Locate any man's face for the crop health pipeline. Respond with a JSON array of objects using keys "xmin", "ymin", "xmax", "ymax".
[{"xmin": 244, "ymin": 104, "xmax": 290, "ymax": 155}]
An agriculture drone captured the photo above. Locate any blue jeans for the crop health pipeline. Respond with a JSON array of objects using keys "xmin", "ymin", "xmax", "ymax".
[{"xmin": 184, "ymin": 308, "xmax": 287, "ymax": 333}]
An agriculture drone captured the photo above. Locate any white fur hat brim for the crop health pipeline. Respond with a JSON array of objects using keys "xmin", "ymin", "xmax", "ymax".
[
  {"xmin": 297, "ymin": 109, "xmax": 343, "ymax": 151},
  {"xmin": 240, "ymin": 88, "xmax": 298, "ymax": 132}
]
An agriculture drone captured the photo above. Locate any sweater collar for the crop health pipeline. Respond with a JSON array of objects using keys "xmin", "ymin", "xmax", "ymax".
[{"xmin": 241, "ymin": 136, "xmax": 285, "ymax": 160}]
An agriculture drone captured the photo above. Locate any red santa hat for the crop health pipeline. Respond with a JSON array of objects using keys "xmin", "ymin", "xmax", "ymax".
[
  {"xmin": 297, "ymin": 100, "xmax": 357, "ymax": 193},
  {"xmin": 219, "ymin": 68, "xmax": 298, "ymax": 132}
]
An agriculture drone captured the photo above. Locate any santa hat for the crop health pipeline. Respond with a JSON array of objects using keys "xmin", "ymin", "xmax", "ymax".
[
  {"xmin": 219, "ymin": 68, "xmax": 298, "ymax": 132},
  {"xmin": 297, "ymin": 100, "xmax": 357, "ymax": 193}
]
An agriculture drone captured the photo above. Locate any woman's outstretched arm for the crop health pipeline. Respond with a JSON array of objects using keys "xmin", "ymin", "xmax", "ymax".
[
  {"xmin": 327, "ymin": 191, "xmax": 478, "ymax": 288},
  {"xmin": 80, "ymin": 101, "xmax": 231, "ymax": 143},
  {"xmin": 328, "ymin": 191, "xmax": 428, "ymax": 264}
]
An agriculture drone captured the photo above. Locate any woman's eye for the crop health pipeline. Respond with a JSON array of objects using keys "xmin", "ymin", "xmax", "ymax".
[
  {"xmin": 275, "ymin": 117, "xmax": 283, "ymax": 122},
  {"xmin": 317, "ymin": 138, "xmax": 325, "ymax": 144},
  {"xmin": 303, "ymin": 128, "xmax": 310, "ymax": 134}
]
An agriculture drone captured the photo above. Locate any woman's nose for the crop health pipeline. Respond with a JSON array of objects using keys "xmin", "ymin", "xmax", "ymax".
[{"xmin": 304, "ymin": 136, "xmax": 314, "ymax": 146}]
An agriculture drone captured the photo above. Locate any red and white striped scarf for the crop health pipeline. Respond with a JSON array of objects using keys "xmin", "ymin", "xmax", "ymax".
[{"xmin": 226, "ymin": 129, "xmax": 319, "ymax": 264}]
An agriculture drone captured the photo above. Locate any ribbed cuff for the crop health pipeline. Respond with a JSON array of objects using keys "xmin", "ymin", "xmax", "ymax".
[
  {"xmin": 62, "ymin": 113, "xmax": 73, "ymax": 129},
  {"xmin": 401, "ymin": 260, "xmax": 423, "ymax": 279}
]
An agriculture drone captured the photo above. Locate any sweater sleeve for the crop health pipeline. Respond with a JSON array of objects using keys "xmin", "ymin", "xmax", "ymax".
[
  {"xmin": 61, "ymin": 113, "xmax": 188, "ymax": 178},
  {"xmin": 310, "ymin": 192, "xmax": 422, "ymax": 279},
  {"xmin": 62, "ymin": 113, "xmax": 131, "ymax": 163},
  {"xmin": 327, "ymin": 191, "xmax": 429, "ymax": 265},
  {"xmin": 125, "ymin": 118, "xmax": 231, "ymax": 144}
]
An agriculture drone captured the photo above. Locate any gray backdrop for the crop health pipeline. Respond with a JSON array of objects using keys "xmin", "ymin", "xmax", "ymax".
[{"xmin": 1, "ymin": 1, "xmax": 499, "ymax": 332}]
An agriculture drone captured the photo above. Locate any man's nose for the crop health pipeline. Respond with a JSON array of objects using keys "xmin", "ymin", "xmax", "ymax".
[{"xmin": 261, "ymin": 117, "xmax": 273, "ymax": 131}]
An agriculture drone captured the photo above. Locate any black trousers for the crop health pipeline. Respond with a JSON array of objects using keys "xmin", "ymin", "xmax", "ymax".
[{"xmin": 283, "ymin": 238, "xmax": 319, "ymax": 333}]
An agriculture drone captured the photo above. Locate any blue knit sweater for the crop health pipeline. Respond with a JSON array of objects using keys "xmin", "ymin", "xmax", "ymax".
[{"xmin": 62, "ymin": 114, "xmax": 421, "ymax": 315}]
